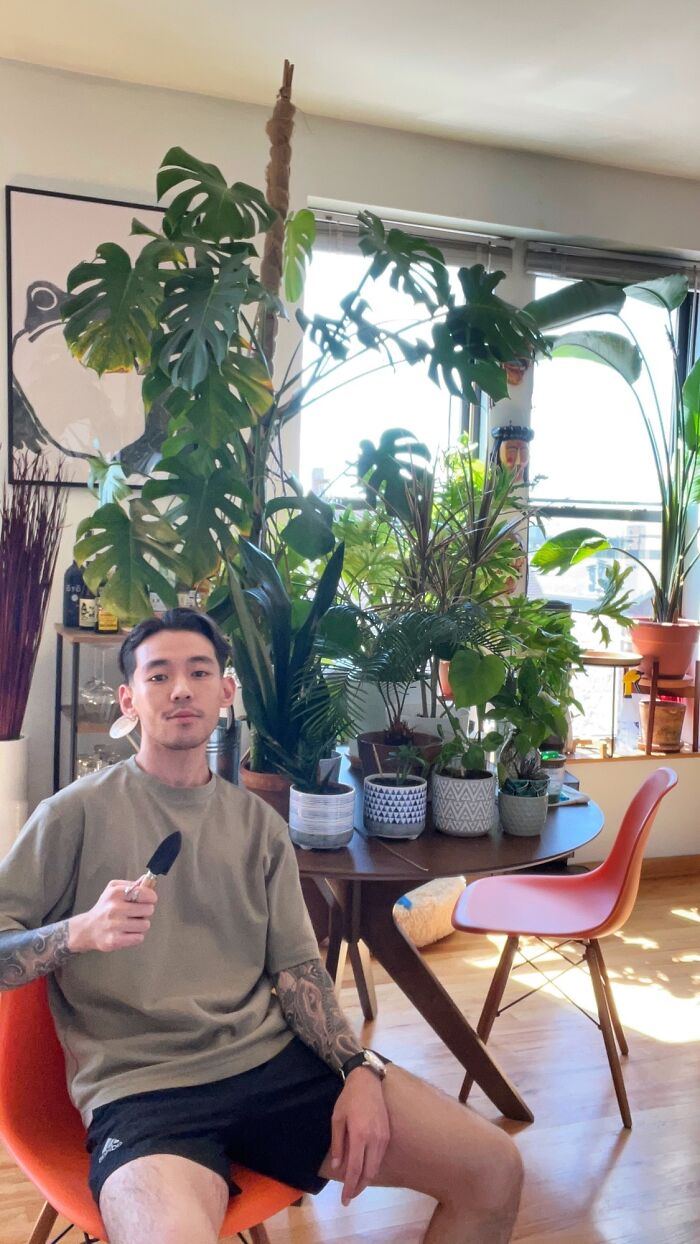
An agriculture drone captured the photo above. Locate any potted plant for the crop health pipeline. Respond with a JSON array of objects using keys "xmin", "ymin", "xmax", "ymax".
[
  {"xmin": 363, "ymin": 745, "xmax": 429, "ymax": 840},
  {"xmin": 431, "ymin": 649, "xmax": 507, "ymax": 836},
  {"xmin": 211, "ymin": 537, "xmax": 350, "ymax": 820},
  {"xmin": 497, "ymin": 732, "xmax": 550, "ymax": 836},
  {"xmin": 287, "ymin": 699, "xmax": 356, "ymax": 851},
  {"xmin": 0, "ymin": 454, "xmax": 67, "ymax": 851},
  {"xmin": 531, "ymin": 274, "xmax": 700, "ymax": 677}
]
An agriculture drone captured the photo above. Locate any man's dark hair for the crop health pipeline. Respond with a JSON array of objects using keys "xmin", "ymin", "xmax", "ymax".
[{"xmin": 118, "ymin": 608, "xmax": 232, "ymax": 683}]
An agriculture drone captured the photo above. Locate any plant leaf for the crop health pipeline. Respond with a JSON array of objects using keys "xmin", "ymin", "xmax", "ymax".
[
  {"xmin": 156, "ymin": 258, "xmax": 255, "ymax": 391},
  {"xmin": 625, "ymin": 274, "xmax": 688, "ymax": 311},
  {"xmin": 62, "ymin": 243, "xmax": 162, "ymax": 375},
  {"xmin": 283, "ymin": 209, "xmax": 316, "ymax": 302},
  {"xmin": 142, "ymin": 451, "xmax": 251, "ymax": 581},
  {"xmin": 264, "ymin": 493, "xmax": 336, "ymax": 559},
  {"xmin": 551, "ymin": 330, "xmax": 642, "ymax": 385},
  {"xmin": 524, "ymin": 280, "xmax": 625, "ymax": 330},
  {"xmin": 449, "ymin": 648, "xmax": 507, "ymax": 709},
  {"xmin": 531, "ymin": 528, "xmax": 611, "ymax": 573},
  {"xmin": 682, "ymin": 357, "xmax": 700, "ymax": 451},
  {"xmin": 357, "ymin": 211, "xmax": 451, "ymax": 309},
  {"xmin": 74, "ymin": 500, "xmax": 181, "ymax": 623},
  {"xmin": 157, "ymin": 146, "xmax": 277, "ymax": 241}
]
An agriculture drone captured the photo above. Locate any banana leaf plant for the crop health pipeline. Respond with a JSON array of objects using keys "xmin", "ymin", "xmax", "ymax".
[{"xmin": 531, "ymin": 275, "xmax": 700, "ymax": 624}]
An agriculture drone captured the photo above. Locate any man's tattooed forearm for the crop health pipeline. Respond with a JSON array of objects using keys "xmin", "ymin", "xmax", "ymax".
[
  {"xmin": 0, "ymin": 922, "xmax": 72, "ymax": 990},
  {"xmin": 274, "ymin": 958, "xmax": 362, "ymax": 1073}
]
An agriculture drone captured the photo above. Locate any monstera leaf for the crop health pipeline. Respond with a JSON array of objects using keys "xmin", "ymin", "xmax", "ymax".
[
  {"xmin": 357, "ymin": 428, "xmax": 433, "ymax": 521},
  {"xmin": 156, "ymin": 258, "xmax": 256, "ymax": 391},
  {"xmin": 283, "ymin": 209, "xmax": 316, "ymax": 302},
  {"xmin": 358, "ymin": 211, "xmax": 451, "ymax": 309},
  {"xmin": 157, "ymin": 147, "xmax": 277, "ymax": 241},
  {"xmin": 142, "ymin": 451, "xmax": 252, "ymax": 582},
  {"xmin": 86, "ymin": 455, "xmax": 131, "ymax": 505},
  {"xmin": 264, "ymin": 492, "xmax": 336, "ymax": 558},
  {"xmin": 62, "ymin": 243, "xmax": 162, "ymax": 374},
  {"xmin": 75, "ymin": 500, "xmax": 182, "ymax": 623}
]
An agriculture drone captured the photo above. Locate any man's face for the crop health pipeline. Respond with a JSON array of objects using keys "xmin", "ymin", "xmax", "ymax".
[{"xmin": 118, "ymin": 629, "xmax": 235, "ymax": 753}]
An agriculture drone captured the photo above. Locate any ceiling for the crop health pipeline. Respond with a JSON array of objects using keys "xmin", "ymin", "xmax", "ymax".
[{"xmin": 4, "ymin": 0, "xmax": 700, "ymax": 179}]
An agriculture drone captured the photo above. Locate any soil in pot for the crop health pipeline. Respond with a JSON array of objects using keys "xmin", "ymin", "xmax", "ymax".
[
  {"xmin": 432, "ymin": 769, "xmax": 498, "ymax": 837},
  {"xmin": 363, "ymin": 773, "xmax": 428, "ymax": 840},
  {"xmin": 357, "ymin": 730, "xmax": 441, "ymax": 778}
]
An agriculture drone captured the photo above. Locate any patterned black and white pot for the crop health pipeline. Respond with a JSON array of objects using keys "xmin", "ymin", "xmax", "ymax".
[
  {"xmin": 363, "ymin": 774, "xmax": 428, "ymax": 840},
  {"xmin": 432, "ymin": 770, "xmax": 498, "ymax": 837},
  {"xmin": 289, "ymin": 783, "xmax": 355, "ymax": 850}
]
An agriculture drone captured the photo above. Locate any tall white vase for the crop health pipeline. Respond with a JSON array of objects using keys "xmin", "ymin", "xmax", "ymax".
[{"xmin": 0, "ymin": 736, "xmax": 29, "ymax": 856}]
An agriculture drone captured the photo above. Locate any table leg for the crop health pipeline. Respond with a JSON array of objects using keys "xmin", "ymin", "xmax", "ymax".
[
  {"xmin": 359, "ymin": 879, "xmax": 533, "ymax": 1123},
  {"xmin": 314, "ymin": 878, "xmax": 377, "ymax": 1021}
]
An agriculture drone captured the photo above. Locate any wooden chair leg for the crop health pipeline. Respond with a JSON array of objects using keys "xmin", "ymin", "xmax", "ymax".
[
  {"xmin": 26, "ymin": 1202, "xmax": 58, "ymax": 1244},
  {"xmin": 247, "ymin": 1225, "xmax": 271, "ymax": 1244},
  {"xmin": 585, "ymin": 942, "xmax": 632, "ymax": 1129},
  {"xmin": 459, "ymin": 935, "xmax": 520, "ymax": 1104},
  {"xmin": 591, "ymin": 938, "xmax": 628, "ymax": 1056}
]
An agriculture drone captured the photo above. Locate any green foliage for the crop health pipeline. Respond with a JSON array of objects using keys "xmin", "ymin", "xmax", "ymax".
[
  {"xmin": 357, "ymin": 212, "xmax": 451, "ymax": 309},
  {"xmin": 497, "ymin": 729, "xmax": 548, "ymax": 789},
  {"xmin": 356, "ymin": 429, "xmax": 433, "ymax": 522},
  {"xmin": 448, "ymin": 649, "xmax": 507, "ymax": 709},
  {"xmin": 550, "ymin": 330, "xmax": 642, "ymax": 385},
  {"xmin": 63, "ymin": 243, "xmax": 162, "ymax": 374},
  {"xmin": 283, "ymin": 209, "xmax": 316, "ymax": 302},
  {"xmin": 74, "ymin": 500, "xmax": 182, "ymax": 623},
  {"xmin": 587, "ymin": 561, "xmax": 636, "ymax": 646},
  {"xmin": 156, "ymin": 147, "xmax": 277, "ymax": 241},
  {"xmin": 523, "ymin": 280, "xmax": 625, "ymax": 330},
  {"xmin": 385, "ymin": 744, "xmax": 430, "ymax": 786}
]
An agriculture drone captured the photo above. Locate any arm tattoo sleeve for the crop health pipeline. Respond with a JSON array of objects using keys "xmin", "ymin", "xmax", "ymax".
[
  {"xmin": 273, "ymin": 958, "xmax": 362, "ymax": 1073},
  {"xmin": 0, "ymin": 922, "xmax": 72, "ymax": 991}
]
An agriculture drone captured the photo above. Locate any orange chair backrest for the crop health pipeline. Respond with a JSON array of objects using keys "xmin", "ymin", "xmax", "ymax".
[
  {"xmin": 591, "ymin": 765, "xmax": 677, "ymax": 936},
  {"xmin": 0, "ymin": 976, "xmax": 85, "ymax": 1163}
]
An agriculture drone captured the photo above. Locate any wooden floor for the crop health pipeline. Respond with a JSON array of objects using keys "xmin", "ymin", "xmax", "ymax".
[{"xmin": 2, "ymin": 876, "xmax": 699, "ymax": 1243}]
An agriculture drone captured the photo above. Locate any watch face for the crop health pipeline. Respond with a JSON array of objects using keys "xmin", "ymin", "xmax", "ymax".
[{"xmin": 365, "ymin": 1050, "xmax": 386, "ymax": 1077}]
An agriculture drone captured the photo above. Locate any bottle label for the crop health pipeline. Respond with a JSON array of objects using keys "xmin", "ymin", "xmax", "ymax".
[
  {"xmin": 79, "ymin": 599, "xmax": 97, "ymax": 628},
  {"xmin": 97, "ymin": 608, "xmax": 119, "ymax": 633}
]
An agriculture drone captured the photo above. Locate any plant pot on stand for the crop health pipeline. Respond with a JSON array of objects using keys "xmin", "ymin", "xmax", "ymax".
[{"xmin": 630, "ymin": 619, "xmax": 700, "ymax": 678}]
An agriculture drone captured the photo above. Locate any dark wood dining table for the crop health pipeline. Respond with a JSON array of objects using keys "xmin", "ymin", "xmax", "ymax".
[{"xmin": 294, "ymin": 756, "xmax": 603, "ymax": 1123}]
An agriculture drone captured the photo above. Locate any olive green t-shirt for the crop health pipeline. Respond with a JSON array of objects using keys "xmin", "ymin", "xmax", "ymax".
[{"xmin": 0, "ymin": 758, "xmax": 319, "ymax": 1123}]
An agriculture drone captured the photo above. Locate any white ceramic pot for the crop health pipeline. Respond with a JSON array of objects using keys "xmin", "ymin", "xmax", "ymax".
[
  {"xmin": 432, "ymin": 770, "xmax": 498, "ymax": 836},
  {"xmin": 498, "ymin": 789, "xmax": 549, "ymax": 836},
  {"xmin": 0, "ymin": 736, "xmax": 29, "ymax": 856},
  {"xmin": 363, "ymin": 774, "xmax": 428, "ymax": 839},
  {"xmin": 289, "ymin": 783, "xmax": 355, "ymax": 850}
]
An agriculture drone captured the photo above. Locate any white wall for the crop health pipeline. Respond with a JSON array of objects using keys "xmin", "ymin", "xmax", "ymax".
[{"xmin": 2, "ymin": 56, "xmax": 700, "ymax": 854}]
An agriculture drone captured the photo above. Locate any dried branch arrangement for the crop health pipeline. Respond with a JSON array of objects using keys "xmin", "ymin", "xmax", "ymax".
[{"xmin": 0, "ymin": 453, "xmax": 67, "ymax": 740}]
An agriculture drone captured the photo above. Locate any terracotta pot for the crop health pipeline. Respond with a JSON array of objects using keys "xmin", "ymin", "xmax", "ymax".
[
  {"xmin": 239, "ymin": 758, "xmax": 292, "ymax": 820},
  {"xmin": 357, "ymin": 730, "xmax": 442, "ymax": 779},
  {"xmin": 638, "ymin": 699, "xmax": 686, "ymax": 753},
  {"xmin": 438, "ymin": 659, "xmax": 453, "ymax": 700},
  {"xmin": 630, "ymin": 619, "xmax": 700, "ymax": 678}
]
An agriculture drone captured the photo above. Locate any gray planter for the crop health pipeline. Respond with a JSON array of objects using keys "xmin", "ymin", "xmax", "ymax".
[
  {"xmin": 432, "ymin": 770, "xmax": 498, "ymax": 837},
  {"xmin": 363, "ymin": 774, "xmax": 428, "ymax": 839},
  {"xmin": 289, "ymin": 783, "xmax": 355, "ymax": 850},
  {"xmin": 498, "ymin": 789, "xmax": 549, "ymax": 836}
]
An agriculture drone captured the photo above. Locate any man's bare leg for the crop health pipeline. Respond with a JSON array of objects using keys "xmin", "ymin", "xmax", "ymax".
[
  {"xmin": 320, "ymin": 1066, "xmax": 524, "ymax": 1244},
  {"xmin": 100, "ymin": 1153, "xmax": 228, "ymax": 1244}
]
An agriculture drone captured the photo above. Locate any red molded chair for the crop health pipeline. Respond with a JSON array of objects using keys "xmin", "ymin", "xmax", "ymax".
[
  {"xmin": 0, "ymin": 977, "xmax": 301, "ymax": 1243},
  {"xmin": 452, "ymin": 767, "xmax": 677, "ymax": 1129}
]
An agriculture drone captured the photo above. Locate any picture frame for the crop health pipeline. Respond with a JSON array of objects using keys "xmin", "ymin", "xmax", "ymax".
[{"xmin": 5, "ymin": 185, "xmax": 164, "ymax": 486}]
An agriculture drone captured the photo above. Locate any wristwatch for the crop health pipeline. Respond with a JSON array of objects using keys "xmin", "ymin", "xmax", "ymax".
[{"xmin": 340, "ymin": 1049, "xmax": 387, "ymax": 1082}]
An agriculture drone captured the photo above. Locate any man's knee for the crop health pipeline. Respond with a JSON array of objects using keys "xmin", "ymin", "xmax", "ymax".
[{"xmin": 467, "ymin": 1130, "xmax": 524, "ymax": 1218}]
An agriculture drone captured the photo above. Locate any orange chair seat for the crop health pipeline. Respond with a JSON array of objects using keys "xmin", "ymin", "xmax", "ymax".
[
  {"xmin": 0, "ymin": 978, "xmax": 301, "ymax": 1242},
  {"xmin": 453, "ymin": 869, "xmax": 620, "ymax": 940}
]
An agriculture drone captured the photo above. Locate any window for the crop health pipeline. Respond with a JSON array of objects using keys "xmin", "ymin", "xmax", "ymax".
[{"xmin": 298, "ymin": 225, "xmax": 506, "ymax": 498}]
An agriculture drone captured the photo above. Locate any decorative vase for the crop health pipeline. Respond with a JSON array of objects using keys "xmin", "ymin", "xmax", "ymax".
[
  {"xmin": 289, "ymin": 783, "xmax": 355, "ymax": 850},
  {"xmin": 630, "ymin": 619, "xmax": 700, "ymax": 678},
  {"xmin": 0, "ymin": 736, "xmax": 28, "ymax": 856},
  {"xmin": 498, "ymin": 789, "xmax": 549, "ymax": 836},
  {"xmin": 432, "ymin": 770, "xmax": 498, "ymax": 837},
  {"xmin": 638, "ymin": 699, "xmax": 686, "ymax": 753},
  {"xmin": 357, "ymin": 730, "xmax": 441, "ymax": 779},
  {"xmin": 239, "ymin": 757, "xmax": 292, "ymax": 820},
  {"xmin": 363, "ymin": 774, "xmax": 428, "ymax": 839}
]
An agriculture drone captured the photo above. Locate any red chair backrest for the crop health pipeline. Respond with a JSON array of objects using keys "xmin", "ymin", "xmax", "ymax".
[{"xmin": 591, "ymin": 766, "xmax": 677, "ymax": 936}]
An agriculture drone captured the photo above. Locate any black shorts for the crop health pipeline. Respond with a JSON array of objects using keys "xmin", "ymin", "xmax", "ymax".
[{"xmin": 86, "ymin": 1037, "xmax": 344, "ymax": 1207}]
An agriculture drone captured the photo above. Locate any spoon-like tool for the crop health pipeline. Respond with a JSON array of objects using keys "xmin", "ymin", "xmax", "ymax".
[{"xmin": 124, "ymin": 831, "xmax": 182, "ymax": 902}]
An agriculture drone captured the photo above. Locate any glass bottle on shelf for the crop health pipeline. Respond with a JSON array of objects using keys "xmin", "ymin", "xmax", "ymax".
[
  {"xmin": 78, "ymin": 578, "xmax": 97, "ymax": 630},
  {"xmin": 96, "ymin": 586, "xmax": 119, "ymax": 633},
  {"xmin": 63, "ymin": 561, "xmax": 84, "ymax": 627}
]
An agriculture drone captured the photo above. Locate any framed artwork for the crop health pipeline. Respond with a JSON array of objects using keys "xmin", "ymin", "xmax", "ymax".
[{"xmin": 5, "ymin": 185, "xmax": 164, "ymax": 486}]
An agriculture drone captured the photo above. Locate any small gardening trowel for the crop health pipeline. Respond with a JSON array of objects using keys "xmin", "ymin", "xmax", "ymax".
[{"xmin": 124, "ymin": 831, "xmax": 182, "ymax": 902}]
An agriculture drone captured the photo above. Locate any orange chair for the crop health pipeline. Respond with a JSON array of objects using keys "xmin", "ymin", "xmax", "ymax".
[
  {"xmin": 0, "ymin": 977, "xmax": 302, "ymax": 1243},
  {"xmin": 452, "ymin": 766, "xmax": 678, "ymax": 1129}
]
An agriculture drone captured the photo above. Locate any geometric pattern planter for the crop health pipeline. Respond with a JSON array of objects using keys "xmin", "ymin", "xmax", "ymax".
[
  {"xmin": 498, "ymin": 789, "xmax": 549, "ymax": 836},
  {"xmin": 363, "ymin": 774, "xmax": 427, "ymax": 839},
  {"xmin": 432, "ymin": 770, "xmax": 498, "ymax": 837}
]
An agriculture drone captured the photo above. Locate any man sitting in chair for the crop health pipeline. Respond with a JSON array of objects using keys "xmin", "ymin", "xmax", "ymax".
[{"xmin": 0, "ymin": 609, "xmax": 523, "ymax": 1244}]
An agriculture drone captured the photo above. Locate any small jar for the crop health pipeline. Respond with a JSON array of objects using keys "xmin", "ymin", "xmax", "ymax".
[{"xmin": 540, "ymin": 752, "xmax": 566, "ymax": 805}]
